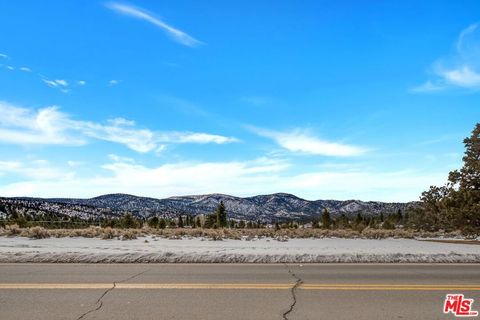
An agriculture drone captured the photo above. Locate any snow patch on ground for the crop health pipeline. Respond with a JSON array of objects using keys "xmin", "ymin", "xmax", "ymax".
[{"xmin": 0, "ymin": 236, "xmax": 479, "ymax": 263}]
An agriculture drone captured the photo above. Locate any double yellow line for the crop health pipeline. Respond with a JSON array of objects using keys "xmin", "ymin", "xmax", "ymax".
[{"xmin": 1, "ymin": 283, "xmax": 480, "ymax": 291}]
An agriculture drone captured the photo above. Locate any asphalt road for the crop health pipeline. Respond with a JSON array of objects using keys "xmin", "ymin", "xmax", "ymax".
[{"xmin": 0, "ymin": 264, "xmax": 479, "ymax": 320}]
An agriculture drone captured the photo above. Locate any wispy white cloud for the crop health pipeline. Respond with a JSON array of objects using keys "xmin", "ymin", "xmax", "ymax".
[
  {"xmin": 414, "ymin": 23, "xmax": 480, "ymax": 92},
  {"xmin": 439, "ymin": 65, "xmax": 480, "ymax": 88},
  {"xmin": 0, "ymin": 101, "xmax": 238, "ymax": 152},
  {"xmin": 42, "ymin": 79, "xmax": 70, "ymax": 93},
  {"xmin": 42, "ymin": 79, "xmax": 58, "ymax": 88},
  {"xmin": 0, "ymin": 54, "xmax": 86, "ymax": 92},
  {"xmin": 105, "ymin": 2, "xmax": 203, "ymax": 47},
  {"xmin": 411, "ymin": 80, "xmax": 446, "ymax": 93},
  {"xmin": 109, "ymin": 79, "xmax": 119, "ymax": 86},
  {"xmin": 249, "ymin": 126, "xmax": 367, "ymax": 157},
  {"xmin": 0, "ymin": 102, "xmax": 85, "ymax": 145},
  {"xmin": 55, "ymin": 79, "xmax": 68, "ymax": 86},
  {"xmin": 158, "ymin": 132, "xmax": 239, "ymax": 144}
]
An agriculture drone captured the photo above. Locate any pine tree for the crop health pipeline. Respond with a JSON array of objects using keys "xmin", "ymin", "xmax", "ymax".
[
  {"xmin": 119, "ymin": 212, "xmax": 137, "ymax": 229},
  {"xmin": 178, "ymin": 215, "xmax": 184, "ymax": 228},
  {"xmin": 195, "ymin": 216, "xmax": 202, "ymax": 228},
  {"xmin": 321, "ymin": 208, "xmax": 331, "ymax": 229},
  {"xmin": 418, "ymin": 123, "xmax": 480, "ymax": 235},
  {"xmin": 215, "ymin": 201, "xmax": 227, "ymax": 228},
  {"xmin": 396, "ymin": 209, "xmax": 403, "ymax": 223},
  {"xmin": 204, "ymin": 214, "xmax": 216, "ymax": 228},
  {"xmin": 420, "ymin": 185, "xmax": 448, "ymax": 228},
  {"xmin": 355, "ymin": 213, "xmax": 363, "ymax": 225},
  {"xmin": 446, "ymin": 123, "xmax": 480, "ymax": 234},
  {"xmin": 147, "ymin": 216, "xmax": 159, "ymax": 228},
  {"xmin": 158, "ymin": 218, "xmax": 166, "ymax": 229}
]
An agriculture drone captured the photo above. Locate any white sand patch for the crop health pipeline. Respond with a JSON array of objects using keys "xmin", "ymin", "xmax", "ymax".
[{"xmin": 0, "ymin": 236, "xmax": 478, "ymax": 263}]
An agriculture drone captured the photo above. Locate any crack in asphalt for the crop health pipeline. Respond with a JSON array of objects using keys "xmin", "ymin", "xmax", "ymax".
[
  {"xmin": 75, "ymin": 269, "xmax": 150, "ymax": 320},
  {"xmin": 283, "ymin": 264, "xmax": 303, "ymax": 320}
]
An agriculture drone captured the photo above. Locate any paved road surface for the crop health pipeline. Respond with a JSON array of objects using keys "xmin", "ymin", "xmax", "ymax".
[{"xmin": 0, "ymin": 264, "xmax": 479, "ymax": 319}]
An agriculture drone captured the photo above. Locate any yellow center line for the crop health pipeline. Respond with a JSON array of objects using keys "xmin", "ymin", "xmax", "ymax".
[
  {"xmin": 0, "ymin": 283, "xmax": 113, "ymax": 289},
  {"xmin": 0, "ymin": 283, "xmax": 479, "ymax": 290}
]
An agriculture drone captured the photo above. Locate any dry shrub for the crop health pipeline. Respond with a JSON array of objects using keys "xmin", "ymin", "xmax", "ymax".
[
  {"xmin": 51, "ymin": 229, "xmax": 70, "ymax": 238},
  {"xmin": 26, "ymin": 226, "xmax": 50, "ymax": 239},
  {"xmin": 5, "ymin": 224, "xmax": 21, "ymax": 236},
  {"xmin": 121, "ymin": 230, "xmax": 137, "ymax": 240},
  {"xmin": 209, "ymin": 233, "xmax": 223, "ymax": 241},
  {"xmin": 101, "ymin": 227, "xmax": 118, "ymax": 240}
]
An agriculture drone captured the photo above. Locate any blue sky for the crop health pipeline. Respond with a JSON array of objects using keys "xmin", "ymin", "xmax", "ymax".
[{"xmin": 0, "ymin": 1, "xmax": 479, "ymax": 201}]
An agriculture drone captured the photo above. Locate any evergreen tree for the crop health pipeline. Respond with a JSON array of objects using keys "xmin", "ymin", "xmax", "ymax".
[
  {"xmin": 119, "ymin": 212, "xmax": 137, "ymax": 229},
  {"xmin": 337, "ymin": 214, "xmax": 349, "ymax": 229},
  {"xmin": 321, "ymin": 208, "xmax": 331, "ymax": 229},
  {"xmin": 9, "ymin": 206, "xmax": 19, "ymax": 221},
  {"xmin": 355, "ymin": 213, "xmax": 363, "ymax": 225},
  {"xmin": 204, "ymin": 214, "xmax": 217, "ymax": 228},
  {"xmin": 418, "ymin": 123, "xmax": 480, "ymax": 235},
  {"xmin": 215, "ymin": 201, "xmax": 227, "ymax": 228},
  {"xmin": 446, "ymin": 123, "xmax": 480, "ymax": 233},
  {"xmin": 16, "ymin": 216, "xmax": 28, "ymax": 228},
  {"xmin": 178, "ymin": 215, "xmax": 184, "ymax": 228},
  {"xmin": 396, "ymin": 209, "xmax": 403, "ymax": 223},
  {"xmin": 158, "ymin": 218, "xmax": 166, "ymax": 229},
  {"xmin": 420, "ymin": 185, "xmax": 448, "ymax": 229},
  {"xmin": 147, "ymin": 216, "xmax": 159, "ymax": 228}
]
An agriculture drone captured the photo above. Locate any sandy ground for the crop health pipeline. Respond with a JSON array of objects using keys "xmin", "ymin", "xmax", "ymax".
[{"xmin": 0, "ymin": 236, "xmax": 479, "ymax": 263}]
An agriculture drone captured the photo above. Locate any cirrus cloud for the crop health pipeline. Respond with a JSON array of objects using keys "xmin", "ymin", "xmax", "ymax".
[
  {"xmin": 105, "ymin": 2, "xmax": 203, "ymax": 47},
  {"xmin": 0, "ymin": 101, "xmax": 238, "ymax": 153},
  {"xmin": 414, "ymin": 23, "xmax": 480, "ymax": 92},
  {"xmin": 249, "ymin": 126, "xmax": 367, "ymax": 157}
]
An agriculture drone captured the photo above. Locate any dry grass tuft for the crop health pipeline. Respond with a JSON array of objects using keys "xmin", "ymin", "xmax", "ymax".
[
  {"xmin": 25, "ymin": 226, "xmax": 50, "ymax": 239},
  {"xmin": 120, "ymin": 229, "xmax": 139, "ymax": 240}
]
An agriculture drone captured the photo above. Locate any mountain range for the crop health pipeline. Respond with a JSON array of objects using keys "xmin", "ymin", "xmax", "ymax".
[{"xmin": 0, "ymin": 193, "xmax": 416, "ymax": 223}]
